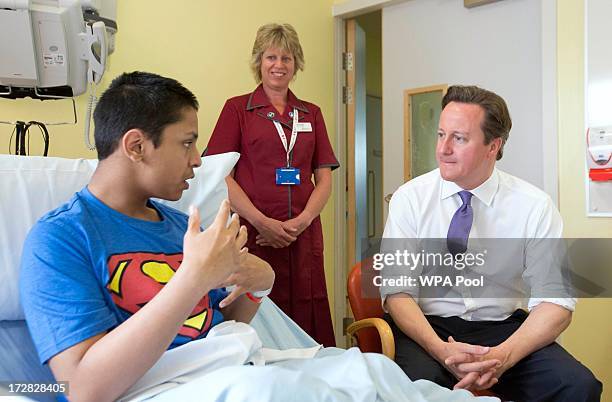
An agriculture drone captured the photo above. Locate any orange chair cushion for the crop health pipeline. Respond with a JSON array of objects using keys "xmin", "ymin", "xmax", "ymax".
[{"xmin": 347, "ymin": 262, "xmax": 386, "ymax": 353}]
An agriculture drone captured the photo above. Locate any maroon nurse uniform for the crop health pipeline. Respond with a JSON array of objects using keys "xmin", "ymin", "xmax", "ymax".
[{"xmin": 205, "ymin": 85, "xmax": 339, "ymax": 347}]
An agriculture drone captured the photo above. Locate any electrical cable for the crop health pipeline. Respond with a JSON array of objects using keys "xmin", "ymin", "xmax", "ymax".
[
  {"xmin": 8, "ymin": 121, "xmax": 50, "ymax": 156},
  {"xmin": 30, "ymin": 121, "xmax": 50, "ymax": 156},
  {"xmin": 7, "ymin": 125, "xmax": 16, "ymax": 154},
  {"xmin": 84, "ymin": 84, "xmax": 97, "ymax": 150},
  {"xmin": 16, "ymin": 121, "xmax": 26, "ymax": 155}
]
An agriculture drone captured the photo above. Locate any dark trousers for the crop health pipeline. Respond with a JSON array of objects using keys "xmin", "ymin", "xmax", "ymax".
[{"xmin": 385, "ymin": 310, "xmax": 602, "ymax": 402}]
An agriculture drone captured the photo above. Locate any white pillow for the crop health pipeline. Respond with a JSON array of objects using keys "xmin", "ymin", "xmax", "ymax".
[
  {"xmin": 0, "ymin": 152, "xmax": 239, "ymax": 321},
  {"xmin": 159, "ymin": 152, "xmax": 239, "ymax": 230}
]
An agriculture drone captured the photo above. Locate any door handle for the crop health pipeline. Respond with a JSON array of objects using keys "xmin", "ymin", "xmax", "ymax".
[{"xmin": 368, "ymin": 170, "xmax": 375, "ymax": 238}]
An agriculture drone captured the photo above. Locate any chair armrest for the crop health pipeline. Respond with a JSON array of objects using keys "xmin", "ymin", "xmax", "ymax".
[{"xmin": 346, "ymin": 318, "xmax": 395, "ymax": 360}]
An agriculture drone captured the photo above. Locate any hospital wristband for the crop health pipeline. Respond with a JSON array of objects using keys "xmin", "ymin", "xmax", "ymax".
[
  {"xmin": 245, "ymin": 287, "xmax": 272, "ymax": 303},
  {"xmin": 250, "ymin": 288, "xmax": 272, "ymax": 298},
  {"xmin": 245, "ymin": 292, "xmax": 263, "ymax": 304}
]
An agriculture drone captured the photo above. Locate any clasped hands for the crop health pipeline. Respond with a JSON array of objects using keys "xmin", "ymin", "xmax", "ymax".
[
  {"xmin": 436, "ymin": 336, "xmax": 511, "ymax": 391},
  {"xmin": 182, "ymin": 200, "xmax": 275, "ymax": 307},
  {"xmin": 254, "ymin": 214, "xmax": 312, "ymax": 248}
]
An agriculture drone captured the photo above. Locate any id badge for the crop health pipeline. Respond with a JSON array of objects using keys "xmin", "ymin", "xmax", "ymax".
[{"xmin": 276, "ymin": 167, "xmax": 300, "ymax": 185}]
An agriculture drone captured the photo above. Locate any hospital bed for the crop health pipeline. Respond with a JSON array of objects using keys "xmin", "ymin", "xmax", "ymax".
[{"xmin": 0, "ymin": 153, "xmax": 496, "ymax": 401}]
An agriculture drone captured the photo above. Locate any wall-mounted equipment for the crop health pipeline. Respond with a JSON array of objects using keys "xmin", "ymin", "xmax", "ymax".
[
  {"xmin": 586, "ymin": 126, "xmax": 612, "ymax": 216},
  {"xmin": 0, "ymin": 0, "xmax": 117, "ymax": 152},
  {"xmin": 587, "ymin": 126, "xmax": 612, "ymax": 181}
]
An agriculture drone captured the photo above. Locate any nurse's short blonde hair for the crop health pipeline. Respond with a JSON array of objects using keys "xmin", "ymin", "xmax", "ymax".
[{"xmin": 250, "ymin": 23, "xmax": 304, "ymax": 83}]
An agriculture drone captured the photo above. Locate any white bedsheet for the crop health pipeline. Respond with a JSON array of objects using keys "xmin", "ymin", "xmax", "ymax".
[
  {"xmin": 134, "ymin": 349, "xmax": 498, "ymax": 402},
  {"xmin": 120, "ymin": 321, "xmax": 497, "ymax": 402},
  {"xmin": 121, "ymin": 321, "xmax": 321, "ymax": 401}
]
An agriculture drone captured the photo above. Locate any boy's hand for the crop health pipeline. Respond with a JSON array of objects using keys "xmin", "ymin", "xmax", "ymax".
[
  {"xmin": 182, "ymin": 200, "xmax": 247, "ymax": 291},
  {"xmin": 219, "ymin": 253, "xmax": 275, "ymax": 307}
]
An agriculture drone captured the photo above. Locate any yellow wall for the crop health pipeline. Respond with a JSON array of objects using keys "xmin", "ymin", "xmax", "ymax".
[
  {"xmin": 0, "ymin": 0, "xmax": 338, "ymax": 320},
  {"xmin": 558, "ymin": 1, "xmax": 612, "ymax": 400}
]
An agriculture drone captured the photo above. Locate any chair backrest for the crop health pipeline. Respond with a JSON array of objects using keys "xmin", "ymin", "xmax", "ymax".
[{"xmin": 346, "ymin": 261, "xmax": 384, "ymax": 353}]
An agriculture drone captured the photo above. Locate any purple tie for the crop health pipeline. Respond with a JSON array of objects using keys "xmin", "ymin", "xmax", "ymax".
[{"xmin": 447, "ymin": 191, "xmax": 473, "ymax": 255}]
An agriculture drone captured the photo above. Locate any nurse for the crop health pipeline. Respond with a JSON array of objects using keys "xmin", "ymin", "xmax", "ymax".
[{"xmin": 205, "ymin": 23, "xmax": 338, "ymax": 346}]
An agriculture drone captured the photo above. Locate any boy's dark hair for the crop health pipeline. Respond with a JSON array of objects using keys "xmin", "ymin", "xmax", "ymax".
[
  {"xmin": 93, "ymin": 71, "xmax": 199, "ymax": 160},
  {"xmin": 442, "ymin": 85, "xmax": 512, "ymax": 160}
]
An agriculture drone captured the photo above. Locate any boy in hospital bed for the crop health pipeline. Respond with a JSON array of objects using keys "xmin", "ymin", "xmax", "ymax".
[
  {"xmin": 19, "ymin": 71, "xmax": 276, "ymax": 401},
  {"xmin": 19, "ymin": 71, "xmax": 493, "ymax": 402}
]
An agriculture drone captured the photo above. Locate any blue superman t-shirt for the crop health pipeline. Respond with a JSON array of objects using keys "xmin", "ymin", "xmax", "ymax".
[{"xmin": 19, "ymin": 187, "xmax": 227, "ymax": 365}]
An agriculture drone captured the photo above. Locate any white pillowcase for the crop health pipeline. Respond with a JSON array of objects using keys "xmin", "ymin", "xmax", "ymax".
[{"xmin": 0, "ymin": 152, "xmax": 239, "ymax": 321}]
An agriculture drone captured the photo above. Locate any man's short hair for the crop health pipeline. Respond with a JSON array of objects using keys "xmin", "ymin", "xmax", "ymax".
[
  {"xmin": 93, "ymin": 71, "xmax": 199, "ymax": 161},
  {"xmin": 442, "ymin": 85, "xmax": 512, "ymax": 160}
]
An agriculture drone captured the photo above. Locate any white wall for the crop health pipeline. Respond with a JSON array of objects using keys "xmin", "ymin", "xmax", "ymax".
[
  {"xmin": 382, "ymin": 0, "xmax": 545, "ymax": 199},
  {"xmin": 585, "ymin": 0, "xmax": 612, "ymax": 216},
  {"xmin": 587, "ymin": 0, "xmax": 612, "ymax": 128}
]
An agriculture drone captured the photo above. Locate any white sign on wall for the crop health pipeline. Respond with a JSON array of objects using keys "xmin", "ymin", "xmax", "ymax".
[{"xmin": 586, "ymin": 0, "xmax": 612, "ymax": 216}]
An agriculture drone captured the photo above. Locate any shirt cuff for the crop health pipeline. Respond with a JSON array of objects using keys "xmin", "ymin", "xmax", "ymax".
[
  {"xmin": 527, "ymin": 297, "xmax": 576, "ymax": 312},
  {"xmin": 380, "ymin": 292, "xmax": 419, "ymax": 313}
]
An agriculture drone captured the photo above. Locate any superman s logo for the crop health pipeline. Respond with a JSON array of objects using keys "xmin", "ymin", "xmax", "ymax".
[{"xmin": 106, "ymin": 252, "xmax": 214, "ymax": 339}]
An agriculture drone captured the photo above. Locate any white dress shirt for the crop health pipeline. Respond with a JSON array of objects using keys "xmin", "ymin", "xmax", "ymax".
[{"xmin": 382, "ymin": 168, "xmax": 575, "ymax": 321}]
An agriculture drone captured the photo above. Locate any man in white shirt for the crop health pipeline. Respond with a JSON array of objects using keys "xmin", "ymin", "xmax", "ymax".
[{"xmin": 382, "ymin": 85, "xmax": 601, "ymax": 401}]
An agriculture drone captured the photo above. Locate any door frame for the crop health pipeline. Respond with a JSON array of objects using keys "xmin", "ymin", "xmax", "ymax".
[
  {"xmin": 332, "ymin": 2, "xmax": 389, "ymax": 347},
  {"xmin": 332, "ymin": 14, "xmax": 347, "ymax": 347}
]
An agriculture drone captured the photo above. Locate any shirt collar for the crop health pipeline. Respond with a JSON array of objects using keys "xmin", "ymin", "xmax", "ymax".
[
  {"xmin": 246, "ymin": 84, "xmax": 309, "ymax": 113},
  {"xmin": 440, "ymin": 168, "xmax": 499, "ymax": 207}
]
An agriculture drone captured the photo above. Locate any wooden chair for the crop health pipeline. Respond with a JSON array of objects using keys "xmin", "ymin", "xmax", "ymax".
[
  {"xmin": 345, "ymin": 261, "xmax": 498, "ymax": 398},
  {"xmin": 345, "ymin": 261, "xmax": 395, "ymax": 359}
]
